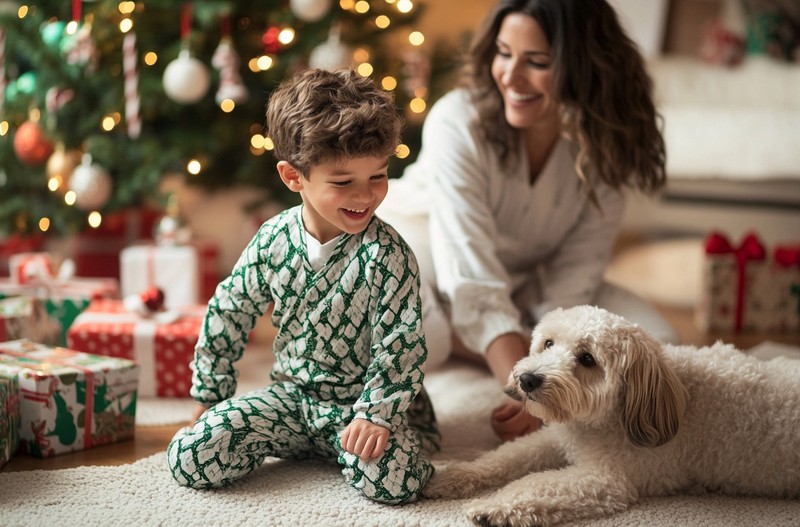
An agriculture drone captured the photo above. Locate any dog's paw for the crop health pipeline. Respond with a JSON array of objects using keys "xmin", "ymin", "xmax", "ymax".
[
  {"xmin": 423, "ymin": 463, "xmax": 487, "ymax": 499},
  {"xmin": 466, "ymin": 498, "xmax": 544, "ymax": 527}
]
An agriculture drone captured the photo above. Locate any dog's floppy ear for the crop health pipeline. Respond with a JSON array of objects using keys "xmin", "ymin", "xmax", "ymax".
[{"xmin": 618, "ymin": 327, "xmax": 687, "ymax": 448}]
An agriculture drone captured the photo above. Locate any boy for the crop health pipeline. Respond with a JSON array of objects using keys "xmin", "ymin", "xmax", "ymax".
[{"xmin": 167, "ymin": 69, "xmax": 440, "ymax": 504}]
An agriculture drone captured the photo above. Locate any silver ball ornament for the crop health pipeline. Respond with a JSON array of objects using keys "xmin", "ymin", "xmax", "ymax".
[
  {"xmin": 69, "ymin": 154, "xmax": 112, "ymax": 210},
  {"xmin": 290, "ymin": 0, "xmax": 332, "ymax": 22},
  {"xmin": 163, "ymin": 50, "xmax": 211, "ymax": 104},
  {"xmin": 309, "ymin": 38, "xmax": 352, "ymax": 70}
]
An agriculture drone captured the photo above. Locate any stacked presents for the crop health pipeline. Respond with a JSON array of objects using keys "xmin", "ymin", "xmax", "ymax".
[
  {"xmin": 1, "ymin": 340, "xmax": 138, "ymax": 462},
  {"xmin": 696, "ymin": 231, "xmax": 800, "ymax": 333},
  {"xmin": 1, "ymin": 209, "xmax": 218, "ymax": 467}
]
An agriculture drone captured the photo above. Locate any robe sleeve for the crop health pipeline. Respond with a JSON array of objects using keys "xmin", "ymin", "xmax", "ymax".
[
  {"xmin": 351, "ymin": 235, "xmax": 427, "ymax": 429},
  {"xmin": 190, "ymin": 223, "xmax": 274, "ymax": 405},
  {"xmin": 424, "ymin": 93, "xmax": 526, "ymax": 355}
]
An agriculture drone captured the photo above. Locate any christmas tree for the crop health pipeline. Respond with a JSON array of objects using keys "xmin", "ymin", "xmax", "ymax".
[{"xmin": 0, "ymin": 0, "xmax": 434, "ymax": 238}]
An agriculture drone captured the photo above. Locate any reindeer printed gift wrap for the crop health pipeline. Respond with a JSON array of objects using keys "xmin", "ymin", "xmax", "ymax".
[
  {"xmin": 0, "ymin": 296, "xmax": 61, "ymax": 345},
  {"xmin": 0, "ymin": 340, "xmax": 139, "ymax": 458},
  {"xmin": 0, "ymin": 373, "xmax": 20, "ymax": 468},
  {"xmin": 0, "ymin": 277, "xmax": 119, "ymax": 345}
]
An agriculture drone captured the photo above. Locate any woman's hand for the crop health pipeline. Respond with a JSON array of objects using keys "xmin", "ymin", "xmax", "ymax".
[
  {"xmin": 340, "ymin": 418, "xmax": 390, "ymax": 461},
  {"xmin": 482, "ymin": 332, "xmax": 540, "ymax": 440},
  {"xmin": 490, "ymin": 398, "xmax": 542, "ymax": 442}
]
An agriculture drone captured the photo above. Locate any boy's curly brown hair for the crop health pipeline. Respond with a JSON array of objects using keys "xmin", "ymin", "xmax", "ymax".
[{"xmin": 265, "ymin": 68, "xmax": 402, "ymax": 176}]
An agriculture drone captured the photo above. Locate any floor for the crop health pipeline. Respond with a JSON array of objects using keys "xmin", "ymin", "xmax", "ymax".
[
  {"xmin": 4, "ymin": 302, "xmax": 799, "ymax": 474},
  {"xmin": 3, "ymin": 235, "xmax": 800, "ymax": 473}
]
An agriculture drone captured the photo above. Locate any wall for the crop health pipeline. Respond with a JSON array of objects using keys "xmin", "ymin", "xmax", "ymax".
[
  {"xmin": 412, "ymin": 0, "xmax": 494, "ymax": 47},
  {"xmin": 186, "ymin": 0, "xmax": 798, "ymax": 276}
]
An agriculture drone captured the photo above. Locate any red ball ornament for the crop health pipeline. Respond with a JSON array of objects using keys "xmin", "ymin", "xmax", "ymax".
[
  {"xmin": 261, "ymin": 26, "xmax": 281, "ymax": 54},
  {"xmin": 13, "ymin": 121, "xmax": 55, "ymax": 166},
  {"xmin": 140, "ymin": 286, "xmax": 165, "ymax": 312}
]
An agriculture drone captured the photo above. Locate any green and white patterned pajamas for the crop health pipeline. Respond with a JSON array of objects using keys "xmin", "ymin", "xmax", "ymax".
[{"xmin": 167, "ymin": 206, "xmax": 440, "ymax": 504}]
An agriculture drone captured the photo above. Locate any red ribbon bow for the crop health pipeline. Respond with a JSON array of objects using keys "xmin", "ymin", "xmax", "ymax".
[
  {"xmin": 774, "ymin": 245, "xmax": 800, "ymax": 268},
  {"xmin": 704, "ymin": 231, "xmax": 766, "ymax": 260},
  {"xmin": 704, "ymin": 231, "xmax": 766, "ymax": 331},
  {"xmin": 14, "ymin": 254, "xmax": 55, "ymax": 285}
]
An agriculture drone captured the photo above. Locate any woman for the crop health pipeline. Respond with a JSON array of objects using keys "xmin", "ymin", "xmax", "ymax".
[{"xmin": 379, "ymin": 0, "xmax": 677, "ymax": 441}]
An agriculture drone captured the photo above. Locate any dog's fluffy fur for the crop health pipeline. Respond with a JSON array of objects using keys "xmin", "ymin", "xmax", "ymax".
[{"xmin": 424, "ymin": 305, "xmax": 800, "ymax": 526}]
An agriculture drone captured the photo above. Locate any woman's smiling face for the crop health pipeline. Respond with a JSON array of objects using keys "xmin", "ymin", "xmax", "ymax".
[{"xmin": 491, "ymin": 12, "xmax": 558, "ymax": 131}]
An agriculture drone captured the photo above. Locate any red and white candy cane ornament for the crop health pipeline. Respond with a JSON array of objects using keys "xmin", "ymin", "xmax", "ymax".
[
  {"xmin": 123, "ymin": 31, "xmax": 141, "ymax": 139},
  {"xmin": 64, "ymin": 0, "xmax": 97, "ymax": 70},
  {"xmin": 46, "ymin": 86, "xmax": 75, "ymax": 129}
]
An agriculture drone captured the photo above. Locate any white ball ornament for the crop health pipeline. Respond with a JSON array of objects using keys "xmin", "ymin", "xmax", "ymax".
[
  {"xmin": 290, "ymin": 0, "xmax": 332, "ymax": 23},
  {"xmin": 309, "ymin": 38, "xmax": 353, "ymax": 71},
  {"xmin": 163, "ymin": 49, "xmax": 210, "ymax": 104},
  {"xmin": 69, "ymin": 154, "xmax": 112, "ymax": 210}
]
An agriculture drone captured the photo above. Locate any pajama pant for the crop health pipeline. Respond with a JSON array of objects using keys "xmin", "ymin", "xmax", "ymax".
[{"xmin": 167, "ymin": 381, "xmax": 439, "ymax": 504}]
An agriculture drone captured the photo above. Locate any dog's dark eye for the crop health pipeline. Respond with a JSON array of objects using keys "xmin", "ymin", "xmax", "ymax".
[
  {"xmin": 544, "ymin": 339, "xmax": 554, "ymax": 349},
  {"xmin": 578, "ymin": 353, "xmax": 596, "ymax": 367}
]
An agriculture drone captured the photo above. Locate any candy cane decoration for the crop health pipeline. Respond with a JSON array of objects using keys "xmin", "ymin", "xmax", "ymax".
[
  {"xmin": 46, "ymin": 86, "xmax": 75, "ymax": 128},
  {"xmin": 123, "ymin": 32, "xmax": 141, "ymax": 139},
  {"xmin": 65, "ymin": 1, "xmax": 96, "ymax": 70},
  {"xmin": 65, "ymin": 23, "xmax": 97, "ymax": 70}
]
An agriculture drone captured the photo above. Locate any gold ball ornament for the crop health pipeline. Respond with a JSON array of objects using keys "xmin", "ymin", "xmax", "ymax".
[
  {"xmin": 46, "ymin": 145, "xmax": 82, "ymax": 194},
  {"xmin": 13, "ymin": 121, "xmax": 55, "ymax": 166}
]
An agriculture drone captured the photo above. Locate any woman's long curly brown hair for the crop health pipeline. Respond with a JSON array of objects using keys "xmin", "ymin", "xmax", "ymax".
[{"xmin": 465, "ymin": 0, "xmax": 666, "ymax": 195}]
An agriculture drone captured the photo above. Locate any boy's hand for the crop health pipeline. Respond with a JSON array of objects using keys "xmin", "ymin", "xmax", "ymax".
[
  {"xmin": 190, "ymin": 403, "xmax": 209, "ymax": 424},
  {"xmin": 340, "ymin": 418, "xmax": 390, "ymax": 461}
]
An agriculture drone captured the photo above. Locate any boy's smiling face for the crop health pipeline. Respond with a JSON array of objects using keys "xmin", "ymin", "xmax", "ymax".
[{"xmin": 278, "ymin": 155, "xmax": 390, "ymax": 244}]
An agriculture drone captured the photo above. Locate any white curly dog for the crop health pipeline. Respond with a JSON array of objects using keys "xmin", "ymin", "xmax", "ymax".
[{"xmin": 424, "ymin": 305, "xmax": 800, "ymax": 526}]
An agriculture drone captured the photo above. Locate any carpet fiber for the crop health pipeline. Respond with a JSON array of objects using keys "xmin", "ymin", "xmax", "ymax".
[{"xmin": 2, "ymin": 360, "xmax": 800, "ymax": 527}]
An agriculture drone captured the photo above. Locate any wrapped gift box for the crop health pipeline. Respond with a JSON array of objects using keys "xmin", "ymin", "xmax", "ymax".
[
  {"xmin": 770, "ymin": 245, "xmax": 800, "ymax": 332},
  {"xmin": 67, "ymin": 299, "xmax": 205, "ymax": 397},
  {"xmin": 696, "ymin": 232, "xmax": 800, "ymax": 333},
  {"xmin": 0, "ymin": 277, "xmax": 119, "ymax": 345},
  {"xmin": 120, "ymin": 241, "xmax": 219, "ymax": 309},
  {"xmin": 1, "ymin": 372, "xmax": 20, "ymax": 468},
  {"xmin": 8, "ymin": 252, "xmax": 55, "ymax": 284},
  {"xmin": 0, "ymin": 234, "xmax": 45, "ymax": 278},
  {"xmin": 0, "ymin": 296, "xmax": 61, "ymax": 345},
  {"xmin": 0, "ymin": 340, "xmax": 138, "ymax": 458},
  {"xmin": 73, "ymin": 207, "xmax": 161, "ymax": 279}
]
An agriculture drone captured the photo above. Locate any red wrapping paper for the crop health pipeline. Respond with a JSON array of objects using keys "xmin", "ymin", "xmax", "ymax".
[{"xmin": 66, "ymin": 299, "xmax": 205, "ymax": 397}]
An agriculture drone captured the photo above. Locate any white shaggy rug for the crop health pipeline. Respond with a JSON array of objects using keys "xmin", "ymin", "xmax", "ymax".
[{"xmin": 2, "ymin": 359, "xmax": 800, "ymax": 527}]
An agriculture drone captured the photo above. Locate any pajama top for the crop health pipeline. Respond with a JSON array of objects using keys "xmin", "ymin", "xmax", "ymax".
[
  {"xmin": 392, "ymin": 89, "xmax": 626, "ymax": 354},
  {"xmin": 191, "ymin": 205, "xmax": 429, "ymax": 431}
]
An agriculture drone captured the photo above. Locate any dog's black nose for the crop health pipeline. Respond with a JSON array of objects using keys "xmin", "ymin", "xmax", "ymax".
[{"xmin": 518, "ymin": 372, "xmax": 543, "ymax": 393}]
